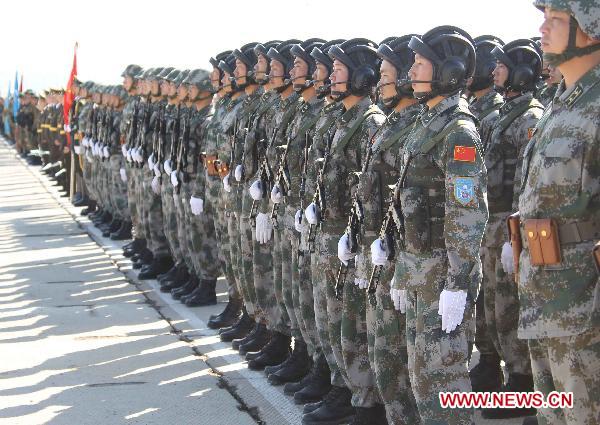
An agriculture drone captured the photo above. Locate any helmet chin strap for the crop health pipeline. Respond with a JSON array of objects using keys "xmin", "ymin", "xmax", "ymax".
[
  {"xmin": 330, "ymin": 80, "xmax": 350, "ymax": 102},
  {"xmin": 544, "ymin": 16, "xmax": 600, "ymax": 67}
]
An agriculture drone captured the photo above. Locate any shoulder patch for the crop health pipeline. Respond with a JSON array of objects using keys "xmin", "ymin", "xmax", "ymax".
[
  {"xmin": 453, "ymin": 145, "xmax": 476, "ymax": 162},
  {"xmin": 528, "ymin": 128, "xmax": 535, "ymax": 139},
  {"xmin": 454, "ymin": 177, "xmax": 476, "ymax": 207}
]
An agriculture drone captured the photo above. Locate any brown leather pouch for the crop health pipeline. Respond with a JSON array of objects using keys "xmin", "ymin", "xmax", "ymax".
[
  {"xmin": 216, "ymin": 161, "xmax": 230, "ymax": 179},
  {"xmin": 593, "ymin": 241, "xmax": 600, "ymax": 274},
  {"xmin": 507, "ymin": 212, "xmax": 522, "ymax": 282},
  {"xmin": 202, "ymin": 154, "xmax": 219, "ymax": 176},
  {"xmin": 524, "ymin": 219, "xmax": 561, "ymax": 266}
]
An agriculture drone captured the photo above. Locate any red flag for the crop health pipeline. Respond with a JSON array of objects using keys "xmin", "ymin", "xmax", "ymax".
[
  {"xmin": 63, "ymin": 42, "xmax": 78, "ymax": 146},
  {"xmin": 453, "ymin": 145, "xmax": 476, "ymax": 162},
  {"xmin": 19, "ymin": 74, "xmax": 23, "ymax": 93}
]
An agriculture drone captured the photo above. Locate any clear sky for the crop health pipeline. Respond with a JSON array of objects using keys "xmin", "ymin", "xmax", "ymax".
[{"xmin": 1, "ymin": 0, "xmax": 544, "ymax": 96}]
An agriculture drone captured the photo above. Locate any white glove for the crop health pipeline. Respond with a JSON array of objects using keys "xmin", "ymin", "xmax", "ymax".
[
  {"xmin": 294, "ymin": 210, "xmax": 304, "ymax": 233},
  {"xmin": 74, "ymin": 145, "xmax": 82, "ymax": 155},
  {"xmin": 249, "ymin": 180, "xmax": 263, "ymax": 201},
  {"xmin": 64, "ymin": 124, "xmax": 71, "ymax": 132},
  {"xmin": 120, "ymin": 168, "xmax": 127, "ymax": 183},
  {"xmin": 501, "ymin": 242, "xmax": 514, "ymax": 275},
  {"xmin": 337, "ymin": 233, "xmax": 356, "ymax": 266},
  {"xmin": 126, "ymin": 148, "xmax": 133, "ymax": 162},
  {"xmin": 271, "ymin": 184, "xmax": 283, "ymax": 203},
  {"xmin": 223, "ymin": 173, "xmax": 232, "ymax": 192},
  {"xmin": 438, "ymin": 289, "xmax": 468, "ymax": 333},
  {"xmin": 354, "ymin": 278, "xmax": 369, "ymax": 289},
  {"xmin": 370, "ymin": 238, "xmax": 389, "ymax": 266},
  {"xmin": 91, "ymin": 142, "xmax": 97, "ymax": 156},
  {"xmin": 85, "ymin": 150, "xmax": 92, "ymax": 162},
  {"xmin": 103, "ymin": 146, "xmax": 110, "ymax": 158},
  {"xmin": 82, "ymin": 137, "xmax": 89, "ymax": 147},
  {"xmin": 122, "ymin": 144, "xmax": 128, "ymax": 157},
  {"xmin": 164, "ymin": 159, "xmax": 173, "ymax": 175},
  {"xmin": 190, "ymin": 196, "xmax": 204, "ymax": 215},
  {"xmin": 132, "ymin": 147, "xmax": 139, "ymax": 162},
  {"xmin": 151, "ymin": 175, "xmax": 161, "ymax": 195},
  {"xmin": 234, "ymin": 164, "xmax": 243, "ymax": 181},
  {"xmin": 135, "ymin": 147, "xmax": 143, "ymax": 163},
  {"xmin": 305, "ymin": 202, "xmax": 319, "ymax": 225},
  {"xmin": 148, "ymin": 153, "xmax": 155, "ymax": 169},
  {"xmin": 255, "ymin": 213, "xmax": 273, "ymax": 244},
  {"xmin": 170, "ymin": 170, "xmax": 179, "ymax": 187},
  {"xmin": 390, "ymin": 288, "xmax": 407, "ymax": 313},
  {"xmin": 153, "ymin": 163, "xmax": 161, "ymax": 177}
]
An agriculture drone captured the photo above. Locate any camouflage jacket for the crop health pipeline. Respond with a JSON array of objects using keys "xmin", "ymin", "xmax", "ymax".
[
  {"xmin": 469, "ymin": 89, "xmax": 503, "ymax": 152},
  {"xmin": 536, "ymin": 82, "xmax": 558, "ymax": 108},
  {"xmin": 518, "ymin": 63, "xmax": 600, "ymax": 339},
  {"xmin": 393, "ymin": 94, "xmax": 488, "ymax": 296},
  {"xmin": 485, "ymin": 92, "xmax": 543, "ymax": 247},
  {"xmin": 321, "ymin": 96, "xmax": 385, "ymax": 232}
]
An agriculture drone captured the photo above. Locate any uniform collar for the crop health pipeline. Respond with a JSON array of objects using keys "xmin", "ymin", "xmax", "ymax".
[
  {"xmin": 556, "ymin": 62, "xmax": 600, "ymax": 109},
  {"xmin": 419, "ymin": 93, "xmax": 461, "ymax": 127},
  {"xmin": 470, "ymin": 90, "xmax": 503, "ymax": 115},
  {"xmin": 340, "ymin": 96, "xmax": 372, "ymax": 125},
  {"xmin": 499, "ymin": 92, "xmax": 533, "ymax": 116}
]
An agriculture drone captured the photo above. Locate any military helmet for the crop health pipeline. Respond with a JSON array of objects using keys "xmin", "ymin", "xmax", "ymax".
[
  {"xmin": 175, "ymin": 69, "xmax": 190, "ymax": 86},
  {"xmin": 491, "ymin": 39, "xmax": 542, "ymax": 92},
  {"xmin": 328, "ymin": 38, "xmax": 380, "ymax": 98},
  {"xmin": 156, "ymin": 67, "xmax": 174, "ymax": 81},
  {"xmin": 233, "ymin": 42, "xmax": 260, "ymax": 70},
  {"xmin": 408, "ymin": 26, "xmax": 476, "ymax": 99},
  {"xmin": 290, "ymin": 39, "xmax": 326, "ymax": 79},
  {"xmin": 470, "ymin": 35, "xmax": 505, "ymax": 92},
  {"xmin": 267, "ymin": 39, "xmax": 303, "ymax": 77},
  {"xmin": 252, "ymin": 41, "xmax": 281, "ymax": 84},
  {"xmin": 380, "ymin": 36, "xmax": 399, "ymax": 46},
  {"xmin": 534, "ymin": 0, "xmax": 600, "ymax": 65},
  {"xmin": 376, "ymin": 35, "xmax": 418, "ymax": 97},
  {"xmin": 183, "ymin": 69, "xmax": 212, "ymax": 92},
  {"xmin": 121, "ymin": 64, "xmax": 143, "ymax": 78},
  {"xmin": 139, "ymin": 68, "xmax": 155, "ymax": 80},
  {"xmin": 164, "ymin": 69, "xmax": 181, "ymax": 83},
  {"xmin": 209, "ymin": 50, "xmax": 232, "ymax": 82},
  {"xmin": 218, "ymin": 54, "xmax": 237, "ymax": 77}
]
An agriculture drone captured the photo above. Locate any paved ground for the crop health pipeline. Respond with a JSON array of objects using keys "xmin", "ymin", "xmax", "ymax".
[{"xmin": 0, "ymin": 138, "xmax": 532, "ymax": 425}]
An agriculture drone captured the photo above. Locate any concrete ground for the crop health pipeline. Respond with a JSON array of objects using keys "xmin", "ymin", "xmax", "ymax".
[{"xmin": 0, "ymin": 138, "xmax": 532, "ymax": 425}]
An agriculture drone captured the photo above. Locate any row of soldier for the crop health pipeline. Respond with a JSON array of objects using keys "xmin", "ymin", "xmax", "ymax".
[{"xmin": 7, "ymin": 2, "xmax": 600, "ymax": 424}]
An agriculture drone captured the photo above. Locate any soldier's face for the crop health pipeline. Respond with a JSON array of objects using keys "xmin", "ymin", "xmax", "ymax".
[
  {"xmin": 188, "ymin": 85, "xmax": 199, "ymax": 100},
  {"xmin": 123, "ymin": 76, "xmax": 133, "ymax": 90},
  {"xmin": 409, "ymin": 53, "xmax": 433, "ymax": 93},
  {"xmin": 492, "ymin": 62, "xmax": 509, "ymax": 88},
  {"xmin": 378, "ymin": 59, "xmax": 398, "ymax": 100},
  {"xmin": 210, "ymin": 67, "xmax": 221, "ymax": 90},
  {"xmin": 255, "ymin": 54, "xmax": 268, "ymax": 81},
  {"xmin": 222, "ymin": 72, "xmax": 233, "ymax": 93},
  {"xmin": 152, "ymin": 80, "xmax": 160, "ymax": 96},
  {"xmin": 292, "ymin": 57, "xmax": 309, "ymax": 87},
  {"xmin": 539, "ymin": 8, "xmax": 571, "ymax": 54},
  {"xmin": 177, "ymin": 84, "xmax": 188, "ymax": 101},
  {"xmin": 330, "ymin": 59, "xmax": 349, "ymax": 94},
  {"xmin": 235, "ymin": 59, "xmax": 248, "ymax": 86},
  {"xmin": 269, "ymin": 59, "xmax": 285, "ymax": 88},
  {"xmin": 160, "ymin": 80, "xmax": 169, "ymax": 96},
  {"xmin": 313, "ymin": 62, "xmax": 328, "ymax": 91}
]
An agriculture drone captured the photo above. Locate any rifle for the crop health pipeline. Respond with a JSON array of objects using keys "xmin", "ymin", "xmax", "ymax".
[
  {"xmin": 174, "ymin": 108, "xmax": 191, "ymax": 193},
  {"xmin": 138, "ymin": 99, "xmax": 152, "ymax": 168},
  {"xmin": 334, "ymin": 144, "xmax": 374, "ymax": 299},
  {"xmin": 126, "ymin": 100, "xmax": 139, "ymax": 151},
  {"xmin": 102, "ymin": 108, "xmax": 112, "ymax": 162},
  {"xmin": 250, "ymin": 127, "xmax": 277, "ymax": 226},
  {"xmin": 297, "ymin": 132, "xmax": 311, "ymax": 255},
  {"xmin": 270, "ymin": 138, "xmax": 292, "ymax": 228},
  {"xmin": 169, "ymin": 104, "xmax": 182, "ymax": 167}
]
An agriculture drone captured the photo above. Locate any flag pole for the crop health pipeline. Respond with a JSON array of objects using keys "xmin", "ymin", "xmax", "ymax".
[{"xmin": 68, "ymin": 42, "xmax": 78, "ymax": 202}]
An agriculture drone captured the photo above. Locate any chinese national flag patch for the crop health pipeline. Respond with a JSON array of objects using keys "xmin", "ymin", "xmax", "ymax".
[{"xmin": 453, "ymin": 145, "xmax": 476, "ymax": 162}]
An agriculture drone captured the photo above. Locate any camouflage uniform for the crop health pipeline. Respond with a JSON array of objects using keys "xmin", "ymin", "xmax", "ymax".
[
  {"xmin": 108, "ymin": 107, "xmax": 129, "ymax": 221},
  {"xmin": 518, "ymin": 62, "xmax": 600, "ymax": 425},
  {"xmin": 536, "ymin": 83, "xmax": 558, "ymax": 108},
  {"xmin": 318, "ymin": 96, "xmax": 385, "ymax": 407},
  {"xmin": 483, "ymin": 92, "xmax": 543, "ymax": 378},
  {"xmin": 121, "ymin": 95, "xmax": 140, "ymax": 234},
  {"xmin": 393, "ymin": 94, "xmax": 488, "ymax": 424},
  {"xmin": 353, "ymin": 103, "xmax": 422, "ymax": 424}
]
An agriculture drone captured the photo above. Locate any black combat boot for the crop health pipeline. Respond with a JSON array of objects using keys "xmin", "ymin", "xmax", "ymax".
[
  {"xmin": 138, "ymin": 256, "xmax": 174, "ymax": 280},
  {"xmin": 267, "ymin": 339, "xmax": 312, "ymax": 385},
  {"xmin": 247, "ymin": 331, "xmax": 291, "ymax": 371},
  {"xmin": 123, "ymin": 238, "xmax": 145, "ymax": 257},
  {"xmin": 292, "ymin": 354, "xmax": 332, "ymax": 404},
  {"xmin": 208, "ymin": 297, "xmax": 243, "ymax": 330},
  {"xmin": 159, "ymin": 263, "xmax": 190, "ymax": 292},
  {"xmin": 157, "ymin": 264, "xmax": 178, "ymax": 284},
  {"xmin": 110, "ymin": 220, "xmax": 132, "ymax": 240},
  {"xmin": 470, "ymin": 353, "xmax": 503, "ymax": 392},
  {"xmin": 301, "ymin": 385, "xmax": 354, "ymax": 425},
  {"xmin": 93, "ymin": 210, "xmax": 112, "ymax": 227},
  {"xmin": 72, "ymin": 194, "xmax": 89, "ymax": 207},
  {"xmin": 89, "ymin": 208, "xmax": 104, "ymax": 220},
  {"xmin": 132, "ymin": 248, "xmax": 153, "ymax": 269},
  {"xmin": 218, "ymin": 308, "xmax": 254, "ymax": 342},
  {"xmin": 239, "ymin": 324, "xmax": 271, "ymax": 356},
  {"xmin": 481, "ymin": 373, "xmax": 536, "ymax": 419},
  {"xmin": 171, "ymin": 275, "xmax": 200, "ymax": 299},
  {"xmin": 183, "ymin": 279, "xmax": 217, "ymax": 306},
  {"xmin": 349, "ymin": 404, "xmax": 387, "ymax": 425},
  {"xmin": 102, "ymin": 219, "xmax": 122, "ymax": 238},
  {"xmin": 232, "ymin": 322, "xmax": 263, "ymax": 350},
  {"xmin": 81, "ymin": 201, "xmax": 97, "ymax": 216}
]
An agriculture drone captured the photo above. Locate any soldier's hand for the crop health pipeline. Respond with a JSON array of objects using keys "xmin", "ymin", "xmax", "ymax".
[
  {"xmin": 74, "ymin": 145, "xmax": 82, "ymax": 155},
  {"xmin": 223, "ymin": 174, "xmax": 232, "ymax": 193},
  {"xmin": 294, "ymin": 210, "xmax": 304, "ymax": 233},
  {"xmin": 501, "ymin": 242, "xmax": 514, "ymax": 275},
  {"xmin": 120, "ymin": 168, "xmax": 127, "ymax": 183},
  {"xmin": 249, "ymin": 180, "xmax": 263, "ymax": 201},
  {"xmin": 438, "ymin": 289, "xmax": 467, "ymax": 333},
  {"xmin": 234, "ymin": 164, "xmax": 244, "ymax": 182},
  {"xmin": 255, "ymin": 213, "xmax": 273, "ymax": 244},
  {"xmin": 170, "ymin": 171, "xmax": 179, "ymax": 187},
  {"xmin": 148, "ymin": 153, "xmax": 156, "ymax": 169},
  {"xmin": 190, "ymin": 196, "xmax": 204, "ymax": 215},
  {"xmin": 151, "ymin": 176, "xmax": 161, "ymax": 195},
  {"xmin": 370, "ymin": 239, "xmax": 388, "ymax": 266},
  {"xmin": 337, "ymin": 233, "xmax": 356, "ymax": 265},
  {"xmin": 271, "ymin": 184, "xmax": 283, "ymax": 203},
  {"xmin": 163, "ymin": 159, "xmax": 173, "ymax": 175},
  {"xmin": 305, "ymin": 203, "xmax": 319, "ymax": 225},
  {"xmin": 390, "ymin": 288, "xmax": 407, "ymax": 313}
]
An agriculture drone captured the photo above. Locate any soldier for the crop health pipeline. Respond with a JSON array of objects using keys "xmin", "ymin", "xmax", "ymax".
[
  {"xmin": 537, "ymin": 63, "xmax": 563, "ymax": 107},
  {"xmin": 355, "ymin": 35, "xmax": 423, "ymax": 425},
  {"xmin": 303, "ymin": 38, "xmax": 386, "ymax": 425},
  {"xmin": 510, "ymin": 1, "xmax": 600, "ymax": 424},
  {"xmin": 466, "ymin": 35, "xmax": 505, "ymax": 393},
  {"xmin": 265, "ymin": 39, "xmax": 325, "ymax": 386},
  {"xmin": 378, "ymin": 26, "xmax": 487, "ymax": 424},
  {"xmin": 480, "ymin": 39, "xmax": 545, "ymax": 420}
]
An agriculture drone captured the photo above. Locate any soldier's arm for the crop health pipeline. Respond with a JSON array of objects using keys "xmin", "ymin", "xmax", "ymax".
[
  {"xmin": 512, "ymin": 112, "xmax": 541, "ymax": 212},
  {"xmin": 443, "ymin": 126, "xmax": 488, "ymax": 293}
]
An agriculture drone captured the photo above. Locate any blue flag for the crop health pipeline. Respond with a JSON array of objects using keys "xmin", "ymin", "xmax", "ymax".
[{"xmin": 12, "ymin": 71, "xmax": 19, "ymax": 120}]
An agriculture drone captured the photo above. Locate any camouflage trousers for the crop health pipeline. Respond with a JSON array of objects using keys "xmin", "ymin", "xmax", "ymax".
[
  {"xmin": 482, "ymin": 244, "xmax": 531, "ymax": 375},
  {"xmin": 145, "ymin": 172, "xmax": 169, "ymax": 259},
  {"xmin": 528, "ymin": 327, "xmax": 600, "ymax": 425},
  {"xmin": 109, "ymin": 155, "xmax": 129, "ymax": 221},
  {"xmin": 133, "ymin": 167, "xmax": 150, "ymax": 244},
  {"xmin": 273, "ymin": 213, "xmax": 292, "ymax": 337},
  {"xmin": 313, "ymin": 230, "xmax": 350, "ymax": 388},
  {"xmin": 205, "ymin": 177, "xmax": 238, "ymax": 299},
  {"xmin": 405, "ymin": 286, "xmax": 474, "ymax": 425},
  {"xmin": 126, "ymin": 165, "xmax": 140, "ymax": 236},
  {"xmin": 474, "ymin": 282, "xmax": 499, "ymax": 358},
  {"xmin": 82, "ymin": 151, "xmax": 95, "ymax": 201},
  {"xmin": 226, "ymin": 186, "xmax": 246, "ymax": 304},
  {"xmin": 178, "ymin": 180, "xmax": 220, "ymax": 280},
  {"xmin": 235, "ymin": 189, "xmax": 258, "ymax": 316},
  {"xmin": 366, "ymin": 277, "xmax": 421, "ymax": 424},
  {"xmin": 161, "ymin": 180, "xmax": 182, "ymax": 263}
]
